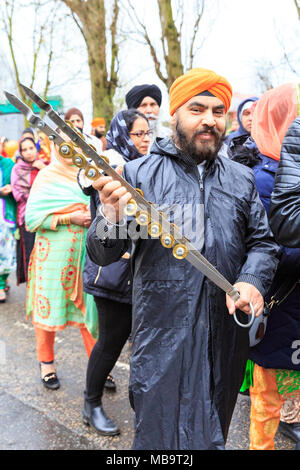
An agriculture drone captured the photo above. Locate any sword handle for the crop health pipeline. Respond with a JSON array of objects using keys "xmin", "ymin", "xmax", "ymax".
[
  {"xmin": 227, "ymin": 287, "xmax": 256, "ymax": 328},
  {"xmin": 227, "ymin": 286, "xmax": 240, "ymax": 302},
  {"xmin": 233, "ymin": 302, "xmax": 256, "ymax": 329}
]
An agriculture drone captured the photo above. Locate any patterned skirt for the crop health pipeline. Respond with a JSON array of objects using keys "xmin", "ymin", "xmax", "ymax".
[{"xmin": 0, "ymin": 218, "xmax": 16, "ymax": 276}]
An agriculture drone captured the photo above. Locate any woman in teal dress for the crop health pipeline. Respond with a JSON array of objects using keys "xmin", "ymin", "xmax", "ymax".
[
  {"xmin": 0, "ymin": 155, "xmax": 17, "ymax": 302},
  {"xmin": 25, "ymin": 139, "xmax": 98, "ymax": 389}
]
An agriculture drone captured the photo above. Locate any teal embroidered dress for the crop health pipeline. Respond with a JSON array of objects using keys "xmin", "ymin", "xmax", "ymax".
[
  {"xmin": 0, "ymin": 156, "xmax": 16, "ymax": 289},
  {"xmin": 25, "ymin": 158, "xmax": 98, "ymax": 339}
]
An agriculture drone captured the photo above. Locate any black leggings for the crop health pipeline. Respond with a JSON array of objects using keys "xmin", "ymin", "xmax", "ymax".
[
  {"xmin": 85, "ymin": 296, "xmax": 132, "ymax": 406},
  {"xmin": 17, "ymin": 224, "xmax": 35, "ymax": 284}
]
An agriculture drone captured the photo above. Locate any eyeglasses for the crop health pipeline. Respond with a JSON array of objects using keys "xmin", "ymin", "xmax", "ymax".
[{"xmin": 129, "ymin": 131, "xmax": 153, "ymax": 139}]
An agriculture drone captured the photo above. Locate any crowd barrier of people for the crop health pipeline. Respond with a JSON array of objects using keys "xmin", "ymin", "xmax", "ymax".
[{"xmin": 0, "ymin": 70, "xmax": 299, "ymax": 451}]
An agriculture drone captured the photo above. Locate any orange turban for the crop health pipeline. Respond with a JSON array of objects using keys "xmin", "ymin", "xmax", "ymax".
[
  {"xmin": 169, "ymin": 68, "xmax": 232, "ymax": 116},
  {"xmin": 251, "ymin": 83, "xmax": 299, "ymax": 161},
  {"xmin": 91, "ymin": 117, "xmax": 105, "ymax": 127}
]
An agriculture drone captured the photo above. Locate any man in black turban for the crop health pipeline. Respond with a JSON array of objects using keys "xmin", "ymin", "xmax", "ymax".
[
  {"xmin": 125, "ymin": 84, "xmax": 170, "ymax": 142},
  {"xmin": 125, "ymin": 84, "xmax": 161, "ymax": 109}
]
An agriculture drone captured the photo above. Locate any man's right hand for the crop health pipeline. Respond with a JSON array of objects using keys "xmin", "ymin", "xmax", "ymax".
[{"xmin": 92, "ymin": 166, "xmax": 132, "ymax": 224}]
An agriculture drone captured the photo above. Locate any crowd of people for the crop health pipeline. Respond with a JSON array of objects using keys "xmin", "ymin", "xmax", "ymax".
[{"xmin": 0, "ymin": 69, "xmax": 299, "ymax": 451}]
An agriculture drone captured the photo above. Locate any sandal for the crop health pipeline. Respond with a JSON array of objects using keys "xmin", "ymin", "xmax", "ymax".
[
  {"xmin": 104, "ymin": 374, "xmax": 116, "ymax": 391},
  {"xmin": 39, "ymin": 363, "xmax": 60, "ymax": 390}
]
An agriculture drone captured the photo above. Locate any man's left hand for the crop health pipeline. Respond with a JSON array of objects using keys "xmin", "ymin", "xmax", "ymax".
[{"xmin": 226, "ymin": 282, "xmax": 264, "ymax": 318}]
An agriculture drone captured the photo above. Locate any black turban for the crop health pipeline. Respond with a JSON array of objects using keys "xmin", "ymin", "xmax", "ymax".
[{"xmin": 125, "ymin": 84, "xmax": 162, "ymax": 109}]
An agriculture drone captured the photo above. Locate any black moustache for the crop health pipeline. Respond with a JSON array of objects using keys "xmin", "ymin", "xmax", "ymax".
[{"xmin": 196, "ymin": 129, "xmax": 218, "ymax": 137}]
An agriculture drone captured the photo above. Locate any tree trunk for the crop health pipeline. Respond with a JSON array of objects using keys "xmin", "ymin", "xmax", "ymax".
[
  {"xmin": 125, "ymin": 0, "xmax": 206, "ymax": 90},
  {"xmin": 62, "ymin": 0, "xmax": 119, "ymax": 123},
  {"xmin": 2, "ymin": 0, "xmax": 56, "ymax": 126},
  {"xmin": 157, "ymin": 0, "xmax": 183, "ymax": 89}
]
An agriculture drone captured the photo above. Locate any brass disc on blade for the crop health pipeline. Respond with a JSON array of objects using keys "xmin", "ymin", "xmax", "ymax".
[
  {"xmin": 136, "ymin": 210, "xmax": 150, "ymax": 226},
  {"xmin": 76, "ymin": 130, "xmax": 86, "ymax": 141},
  {"xmin": 59, "ymin": 142, "xmax": 75, "ymax": 159},
  {"xmin": 65, "ymin": 120, "xmax": 74, "ymax": 129},
  {"xmin": 160, "ymin": 233, "xmax": 175, "ymax": 248},
  {"xmin": 124, "ymin": 199, "xmax": 138, "ymax": 216},
  {"xmin": 100, "ymin": 155, "xmax": 110, "ymax": 163},
  {"xmin": 72, "ymin": 154, "xmax": 86, "ymax": 168},
  {"xmin": 148, "ymin": 222, "xmax": 162, "ymax": 238},
  {"xmin": 135, "ymin": 188, "xmax": 144, "ymax": 197},
  {"xmin": 172, "ymin": 243, "xmax": 188, "ymax": 260},
  {"xmin": 84, "ymin": 165, "xmax": 100, "ymax": 181}
]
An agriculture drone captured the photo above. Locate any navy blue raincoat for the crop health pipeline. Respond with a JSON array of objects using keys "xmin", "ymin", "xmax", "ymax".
[{"xmin": 86, "ymin": 138, "xmax": 279, "ymax": 450}]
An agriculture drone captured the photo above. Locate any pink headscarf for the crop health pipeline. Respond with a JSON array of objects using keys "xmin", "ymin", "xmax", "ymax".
[{"xmin": 251, "ymin": 83, "xmax": 300, "ymax": 161}]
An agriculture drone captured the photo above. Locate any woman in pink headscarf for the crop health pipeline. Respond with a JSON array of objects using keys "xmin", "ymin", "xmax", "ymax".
[{"xmin": 11, "ymin": 137, "xmax": 46, "ymax": 284}]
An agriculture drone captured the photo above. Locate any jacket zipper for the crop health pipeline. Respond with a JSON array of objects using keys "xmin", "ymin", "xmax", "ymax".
[
  {"xmin": 198, "ymin": 172, "xmax": 205, "ymax": 203},
  {"xmin": 94, "ymin": 266, "xmax": 102, "ymax": 285}
]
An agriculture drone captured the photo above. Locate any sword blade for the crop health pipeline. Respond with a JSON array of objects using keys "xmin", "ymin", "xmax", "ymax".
[
  {"xmin": 186, "ymin": 250, "xmax": 239, "ymax": 300},
  {"xmin": 4, "ymin": 91, "xmax": 64, "ymax": 146},
  {"xmin": 4, "ymin": 91, "xmax": 32, "ymax": 118},
  {"xmin": 20, "ymin": 84, "xmax": 50, "ymax": 112},
  {"xmin": 19, "ymin": 85, "xmax": 240, "ymax": 301}
]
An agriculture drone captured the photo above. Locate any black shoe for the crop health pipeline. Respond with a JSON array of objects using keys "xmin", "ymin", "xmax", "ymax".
[
  {"xmin": 104, "ymin": 374, "xmax": 116, "ymax": 391},
  {"xmin": 83, "ymin": 401, "xmax": 120, "ymax": 436},
  {"xmin": 278, "ymin": 421, "xmax": 300, "ymax": 443},
  {"xmin": 40, "ymin": 363, "xmax": 60, "ymax": 390},
  {"xmin": 41, "ymin": 372, "xmax": 60, "ymax": 390}
]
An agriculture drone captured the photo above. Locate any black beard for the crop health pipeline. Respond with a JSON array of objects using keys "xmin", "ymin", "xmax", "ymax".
[
  {"xmin": 174, "ymin": 121, "xmax": 225, "ymax": 164},
  {"xmin": 95, "ymin": 129, "xmax": 104, "ymax": 138}
]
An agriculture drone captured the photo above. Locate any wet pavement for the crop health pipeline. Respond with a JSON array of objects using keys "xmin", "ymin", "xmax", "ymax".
[{"xmin": 0, "ymin": 276, "xmax": 296, "ymax": 450}]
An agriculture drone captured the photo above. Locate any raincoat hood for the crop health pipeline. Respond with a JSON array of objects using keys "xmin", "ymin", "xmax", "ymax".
[{"xmin": 227, "ymin": 96, "xmax": 259, "ymax": 143}]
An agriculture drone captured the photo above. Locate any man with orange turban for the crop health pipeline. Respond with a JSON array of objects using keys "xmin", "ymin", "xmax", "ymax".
[
  {"xmin": 169, "ymin": 67, "xmax": 232, "ymax": 116},
  {"xmin": 91, "ymin": 117, "xmax": 107, "ymax": 150},
  {"xmin": 86, "ymin": 68, "xmax": 279, "ymax": 449}
]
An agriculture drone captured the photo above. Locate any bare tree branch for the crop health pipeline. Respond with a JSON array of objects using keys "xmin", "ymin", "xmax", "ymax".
[
  {"xmin": 109, "ymin": 0, "xmax": 119, "ymax": 93},
  {"xmin": 122, "ymin": 0, "xmax": 216, "ymax": 89},
  {"xmin": 294, "ymin": 0, "xmax": 300, "ymax": 20},
  {"xmin": 69, "ymin": 9, "xmax": 86, "ymax": 42},
  {"xmin": 126, "ymin": 0, "xmax": 167, "ymax": 84},
  {"xmin": 42, "ymin": 8, "xmax": 57, "ymax": 102},
  {"xmin": 1, "ymin": 0, "xmax": 69, "ymax": 124},
  {"xmin": 189, "ymin": 0, "xmax": 205, "ymax": 69},
  {"xmin": 3, "ymin": 0, "xmax": 28, "ymax": 105}
]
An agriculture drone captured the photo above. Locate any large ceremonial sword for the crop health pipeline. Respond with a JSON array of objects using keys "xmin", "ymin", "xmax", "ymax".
[{"xmin": 5, "ymin": 86, "xmax": 255, "ymax": 328}]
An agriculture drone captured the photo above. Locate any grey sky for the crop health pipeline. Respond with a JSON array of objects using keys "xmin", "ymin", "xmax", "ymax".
[{"xmin": 1, "ymin": 0, "xmax": 300, "ymax": 133}]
